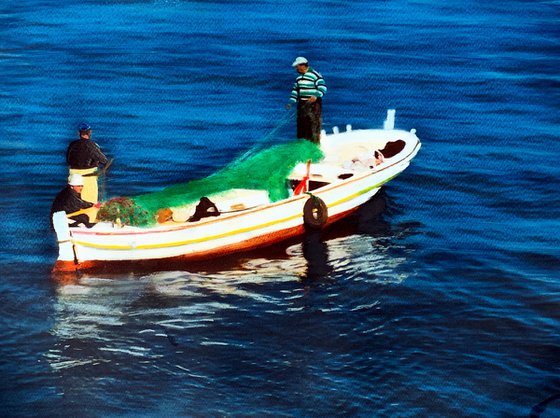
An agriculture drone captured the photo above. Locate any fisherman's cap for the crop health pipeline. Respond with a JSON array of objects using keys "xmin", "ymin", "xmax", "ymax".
[
  {"xmin": 78, "ymin": 122, "xmax": 91, "ymax": 131},
  {"xmin": 68, "ymin": 173, "xmax": 84, "ymax": 186},
  {"xmin": 292, "ymin": 56, "xmax": 308, "ymax": 67}
]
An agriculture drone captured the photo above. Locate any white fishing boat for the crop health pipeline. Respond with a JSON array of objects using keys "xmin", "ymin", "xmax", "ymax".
[{"xmin": 52, "ymin": 110, "xmax": 421, "ymax": 274}]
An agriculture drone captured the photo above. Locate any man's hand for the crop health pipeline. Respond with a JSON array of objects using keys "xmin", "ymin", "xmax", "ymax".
[{"xmin": 308, "ymin": 96, "xmax": 317, "ymax": 103}]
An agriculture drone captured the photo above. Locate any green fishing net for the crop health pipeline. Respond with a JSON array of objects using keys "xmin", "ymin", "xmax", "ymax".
[{"xmin": 98, "ymin": 140, "xmax": 323, "ymax": 226}]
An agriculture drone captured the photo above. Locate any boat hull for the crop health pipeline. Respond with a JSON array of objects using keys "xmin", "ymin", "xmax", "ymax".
[{"xmin": 52, "ymin": 205, "xmax": 362, "ymax": 274}]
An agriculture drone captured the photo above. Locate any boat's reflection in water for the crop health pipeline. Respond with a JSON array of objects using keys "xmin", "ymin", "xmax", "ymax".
[{"xmin": 299, "ymin": 187, "xmax": 391, "ymax": 283}]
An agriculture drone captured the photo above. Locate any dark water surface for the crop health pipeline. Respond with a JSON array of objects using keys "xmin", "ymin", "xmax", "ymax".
[{"xmin": 1, "ymin": 1, "xmax": 559, "ymax": 416}]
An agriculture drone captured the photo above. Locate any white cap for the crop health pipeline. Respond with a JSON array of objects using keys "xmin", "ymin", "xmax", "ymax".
[
  {"xmin": 68, "ymin": 173, "xmax": 84, "ymax": 186},
  {"xmin": 292, "ymin": 56, "xmax": 308, "ymax": 67}
]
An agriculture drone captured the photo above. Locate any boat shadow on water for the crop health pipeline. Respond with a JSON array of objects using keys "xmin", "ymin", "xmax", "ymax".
[{"xmin": 52, "ymin": 188, "xmax": 416, "ymax": 286}]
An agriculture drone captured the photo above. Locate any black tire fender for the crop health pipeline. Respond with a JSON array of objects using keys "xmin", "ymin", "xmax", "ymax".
[{"xmin": 303, "ymin": 195, "xmax": 328, "ymax": 228}]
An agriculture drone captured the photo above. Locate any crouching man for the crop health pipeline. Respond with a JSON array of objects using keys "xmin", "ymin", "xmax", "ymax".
[{"xmin": 51, "ymin": 174, "xmax": 100, "ymax": 228}]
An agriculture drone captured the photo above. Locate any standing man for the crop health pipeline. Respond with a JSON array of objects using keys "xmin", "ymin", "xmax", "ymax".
[
  {"xmin": 50, "ymin": 174, "xmax": 98, "ymax": 228},
  {"xmin": 286, "ymin": 57, "xmax": 327, "ymax": 144},
  {"xmin": 66, "ymin": 122, "xmax": 108, "ymax": 212}
]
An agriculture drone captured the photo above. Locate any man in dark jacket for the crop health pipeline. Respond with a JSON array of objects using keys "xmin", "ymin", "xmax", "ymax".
[
  {"xmin": 67, "ymin": 122, "xmax": 108, "ymax": 170},
  {"xmin": 66, "ymin": 122, "xmax": 108, "ymax": 207},
  {"xmin": 50, "ymin": 174, "xmax": 96, "ymax": 228}
]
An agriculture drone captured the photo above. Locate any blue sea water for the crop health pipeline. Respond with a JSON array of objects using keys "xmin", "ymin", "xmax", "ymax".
[{"xmin": 1, "ymin": 0, "xmax": 559, "ymax": 416}]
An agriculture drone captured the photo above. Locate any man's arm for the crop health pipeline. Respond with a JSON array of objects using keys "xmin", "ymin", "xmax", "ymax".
[{"xmin": 90, "ymin": 141, "xmax": 109, "ymax": 167}]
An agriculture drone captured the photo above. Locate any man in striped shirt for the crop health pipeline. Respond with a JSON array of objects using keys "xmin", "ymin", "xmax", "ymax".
[{"xmin": 286, "ymin": 57, "xmax": 327, "ymax": 144}]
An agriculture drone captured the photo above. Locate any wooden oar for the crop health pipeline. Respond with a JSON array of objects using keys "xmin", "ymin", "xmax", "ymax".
[{"xmin": 66, "ymin": 206, "xmax": 99, "ymax": 218}]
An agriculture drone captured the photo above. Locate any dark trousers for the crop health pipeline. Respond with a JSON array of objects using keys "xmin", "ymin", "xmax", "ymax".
[{"xmin": 297, "ymin": 98, "xmax": 322, "ymax": 144}]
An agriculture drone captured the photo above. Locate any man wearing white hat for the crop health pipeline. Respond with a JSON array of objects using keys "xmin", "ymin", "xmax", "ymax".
[
  {"xmin": 50, "ymin": 174, "xmax": 98, "ymax": 228},
  {"xmin": 286, "ymin": 57, "xmax": 327, "ymax": 144}
]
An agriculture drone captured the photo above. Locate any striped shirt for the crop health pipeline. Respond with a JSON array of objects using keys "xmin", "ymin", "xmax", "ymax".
[{"xmin": 289, "ymin": 68, "xmax": 327, "ymax": 103}]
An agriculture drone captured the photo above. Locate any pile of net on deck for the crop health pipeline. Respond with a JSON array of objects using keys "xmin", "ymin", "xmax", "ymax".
[{"xmin": 97, "ymin": 140, "xmax": 323, "ymax": 227}]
